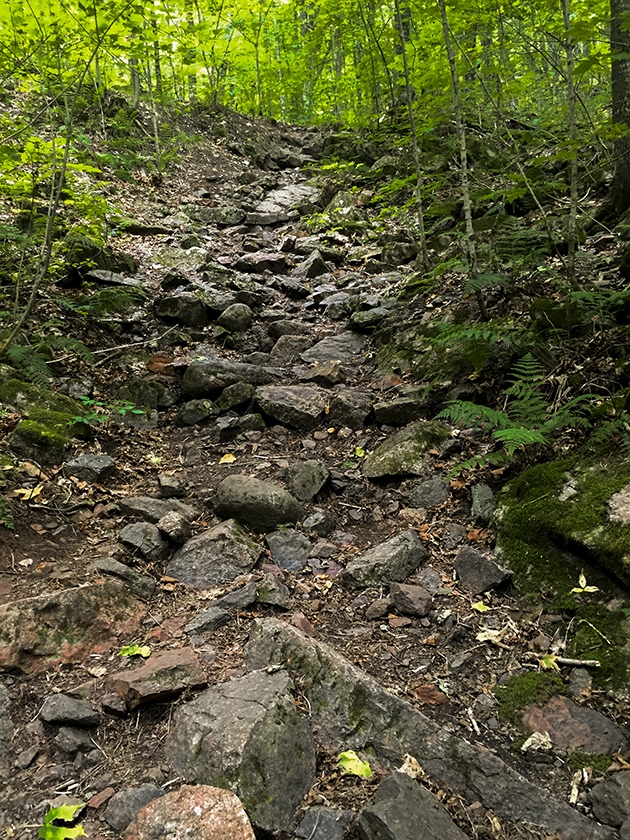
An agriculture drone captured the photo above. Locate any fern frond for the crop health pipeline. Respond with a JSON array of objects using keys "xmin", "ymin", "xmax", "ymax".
[
  {"xmin": 437, "ymin": 400, "xmax": 512, "ymax": 431},
  {"xmin": 463, "ymin": 273, "xmax": 505, "ymax": 295},
  {"xmin": 7, "ymin": 345, "xmax": 51, "ymax": 386},
  {"xmin": 493, "ymin": 427, "xmax": 547, "ymax": 455},
  {"xmin": 44, "ymin": 335, "xmax": 94, "ymax": 364}
]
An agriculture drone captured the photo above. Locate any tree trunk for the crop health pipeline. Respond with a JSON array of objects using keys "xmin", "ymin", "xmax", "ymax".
[{"xmin": 609, "ymin": 0, "xmax": 630, "ymax": 215}]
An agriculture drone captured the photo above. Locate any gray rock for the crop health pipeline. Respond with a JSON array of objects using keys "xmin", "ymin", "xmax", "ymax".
[
  {"xmin": 359, "ymin": 770, "xmax": 468, "ymax": 840},
  {"xmin": 266, "ymin": 529, "xmax": 312, "ymax": 571},
  {"xmin": 216, "ymin": 382, "xmax": 255, "ymax": 412},
  {"xmin": 63, "ymin": 454, "xmax": 116, "ymax": 482},
  {"xmin": 118, "ymin": 496, "xmax": 198, "ymax": 524},
  {"xmin": 300, "ymin": 332, "xmax": 365, "ymax": 363},
  {"xmin": 471, "ymin": 483, "xmax": 495, "ymax": 523},
  {"xmin": 350, "ymin": 306, "xmax": 389, "ymax": 331},
  {"xmin": 293, "ymin": 249, "xmax": 329, "ymax": 280},
  {"xmin": 255, "ymin": 384, "xmax": 329, "ymax": 430},
  {"xmin": 588, "ymin": 771, "xmax": 630, "ymax": 827},
  {"xmin": 218, "ymin": 581, "xmax": 258, "ymax": 610},
  {"xmin": 40, "ymin": 695, "xmax": 99, "ymax": 726},
  {"xmin": 214, "ymin": 475, "xmax": 304, "ymax": 532},
  {"xmin": 105, "ymin": 784, "xmax": 166, "ymax": 833},
  {"xmin": 155, "ymin": 293, "xmax": 207, "ymax": 327},
  {"xmin": 0, "ymin": 684, "xmax": 12, "ymax": 778},
  {"xmin": 182, "ymin": 358, "xmax": 281, "ymax": 397},
  {"xmin": 268, "ymin": 319, "xmax": 304, "ymax": 338},
  {"xmin": 166, "ymin": 519, "xmax": 263, "ymax": 587},
  {"xmin": 175, "ymin": 399, "xmax": 218, "ymax": 426},
  {"xmin": 302, "ymin": 509, "xmax": 336, "ymax": 536},
  {"xmin": 389, "ymin": 583, "xmax": 432, "ymax": 616},
  {"xmin": 244, "ymin": 619, "xmax": 615, "ymax": 840},
  {"xmin": 406, "ymin": 477, "xmax": 449, "ymax": 508},
  {"xmin": 211, "ymin": 413, "xmax": 266, "ymax": 442},
  {"xmin": 166, "ymin": 670, "xmax": 316, "ymax": 835},
  {"xmin": 256, "ymin": 184, "xmax": 318, "ymax": 215},
  {"xmin": 454, "ymin": 547, "xmax": 512, "ymax": 594},
  {"xmin": 119, "ymin": 522, "xmax": 170, "ymax": 563},
  {"xmin": 322, "ymin": 292, "xmax": 353, "ymax": 320},
  {"xmin": 296, "ymin": 807, "xmax": 355, "ymax": 840},
  {"xmin": 88, "ymin": 557, "xmax": 156, "ymax": 600},
  {"xmin": 342, "ymin": 530, "xmax": 427, "ymax": 587},
  {"xmin": 158, "ymin": 474, "xmax": 186, "ymax": 498},
  {"xmin": 270, "ymin": 335, "xmax": 314, "ymax": 363},
  {"xmin": 157, "ymin": 511, "xmax": 192, "ymax": 545},
  {"xmin": 233, "ymin": 252, "xmax": 289, "ymax": 274},
  {"xmin": 373, "ymin": 398, "xmax": 423, "ymax": 426},
  {"xmin": 184, "ymin": 204, "xmax": 245, "ymax": 226},
  {"xmin": 55, "ymin": 726, "xmax": 93, "ymax": 755},
  {"xmin": 257, "ymin": 573, "xmax": 292, "ymax": 609},
  {"xmin": 286, "ymin": 460, "xmax": 330, "ymax": 501},
  {"xmin": 217, "ymin": 303, "xmax": 254, "ymax": 332},
  {"xmin": 185, "ymin": 605, "xmax": 231, "ymax": 634},
  {"xmin": 363, "ymin": 422, "xmax": 450, "ymax": 479},
  {"xmin": 328, "ymin": 389, "xmax": 372, "ymax": 429},
  {"xmin": 119, "ymin": 378, "xmax": 177, "ymax": 411},
  {"xmin": 299, "ymin": 360, "xmax": 346, "ymax": 386},
  {"xmin": 522, "ymin": 696, "xmax": 627, "ymax": 755}
]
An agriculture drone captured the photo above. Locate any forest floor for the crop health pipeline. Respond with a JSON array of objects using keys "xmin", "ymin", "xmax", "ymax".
[{"xmin": 0, "ymin": 106, "xmax": 628, "ymax": 840}]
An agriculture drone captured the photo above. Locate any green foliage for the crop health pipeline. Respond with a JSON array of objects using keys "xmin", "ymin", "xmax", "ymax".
[
  {"xmin": 437, "ymin": 354, "xmax": 595, "ymax": 473},
  {"xmin": 55, "ymin": 287, "xmax": 145, "ymax": 317},
  {"xmin": 566, "ymin": 752, "xmax": 613, "ymax": 773},
  {"xmin": 7, "ymin": 336, "xmax": 94, "ymax": 387},
  {"xmin": 72, "ymin": 396, "xmax": 144, "ymax": 425},
  {"xmin": 433, "ymin": 318, "xmax": 539, "ymax": 377},
  {"xmin": 0, "ymin": 496, "xmax": 14, "ymax": 530},
  {"xmin": 38, "ymin": 803, "xmax": 85, "ymax": 840}
]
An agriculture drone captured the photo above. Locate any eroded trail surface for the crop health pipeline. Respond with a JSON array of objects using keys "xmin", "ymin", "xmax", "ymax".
[{"xmin": 0, "ymin": 111, "xmax": 627, "ymax": 840}]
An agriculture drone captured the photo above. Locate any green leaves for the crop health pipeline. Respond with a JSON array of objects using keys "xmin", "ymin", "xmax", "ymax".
[
  {"xmin": 39, "ymin": 804, "xmax": 85, "ymax": 840},
  {"xmin": 337, "ymin": 750, "xmax": 372, "ymax": 777},
  {"xmin": 119, "ymin": 643, "xmax": 151, "ymax": 658}
]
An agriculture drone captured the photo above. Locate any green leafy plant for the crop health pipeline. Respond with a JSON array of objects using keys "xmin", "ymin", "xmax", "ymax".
[
  {"xmin": 432, "ymin": 317, "xmax": 539, "ymax": 377},
  {"xmin": 7, "ymin": 336, "xmax": 95, "ymax": 387},
  {"xmin": 119, "ymin": 643, "xmax": 151, "ymax": 658},
  {"xmin": 72, "ymin": 396, "xmax": 144, "ymax": 425},
  {"xmin": 437, "ymin": 353, "xmax": 595, "ymax": 473},
  {"xmin": 38, "ymin": 803, "xmax": 85, "ymax": 840},
  {"xmin": 0, "ymin": 496, "xmax": 14, "ymax": 530}
]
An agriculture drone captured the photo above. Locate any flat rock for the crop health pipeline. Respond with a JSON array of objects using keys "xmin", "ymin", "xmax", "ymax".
[
  {"xmin": 285, "ymin": 460, "xmax": 330, "ymax": 501},
  {"xmin": 0, "ymin": 684, "xmax": 12, "ymax": 778},
  {"xmin": 40, "ymin": 695, "xmax": 99, "ymax": 726},
  {"xmin": 363, "ymin": 421, "xmax": 450, "ymax": 479},
  {"xmin": 63, "ymin": 454, "xmax": 116, "ymax": 482},
  {"xmin": 373, "ymin": 397, "xmax": 424, "ymax": 426},
  {"xmin": 166, "ymin": 519, "xmax": 263, "ymax": 588},
  {"xmin": 105, "ymin": 648, "xmax": 206, "ymax": 709},
  {"xmin": 155, "ymin": 292, "xmax": 208, "ymax": 327},
  {"xmin": 299, "ymin": 360, "xmax": 346, "ymax": 386},
  {"xmin": 182, "ymin": 358, "xmax": 281, "ymax": 397},
  {"xmin": 266, "ymin": 529, "xmax": 312, "ymax": 571},
  {"xmin": 218, "ymin": 581, "xmax": 259, "ymax": 610},
  {"xmin": 590, "ymin": 771, "xmax": 630, "ymax": 827},
  {"xmin": 119, "ymin": 522, "xmax": 170, "ymax": 563},
  {"xmin": 233, "ymin": 252, "xmax": 289, "ymax": 274},
  {"xmin": 89, "ymin": 557, "xmax": 156, "ymax": 600},
  {"xmin": 389, "ymin": 583, "xmax": 432, "ymax": 616},
  {"xmin": 244, "ymin": 618, "xmax": 615, "ymax": 840},
  {"xmin": 214, "ymin": 474, "xmax": 304, "ymax": 532},
  {"xmin": 0, "ymin": 581, "xmax": 146, "ymax": 673},
  {"xmin": 123, "ymin": 785, "xmax": 256, "ymax": 840},
  {"xmin": 342, "ymin": 530, "xmax": 427, "ymax": 587},
  {"xmin": 406, "ymin": 477, "xmax": 449, "ymax": 508},
  {"xmin": 522, "ymin": 696, "xmax": 628, "ymax": 754},
  {"xmin": 255, "ymin": 384, "xmax": 329, "ymax": 429},
  {"xmin": 118, "ymin": 497, "xmax": 198, "ymax": 524},
  {"xmin": 360, "ymin": 770, "xmax": 468, "ymax": 840},
  {"xmin": 268, "ymin": 319, "xmax": 304, "ymax": 338},
  {"xmin": 185, "ymin": 604, "xmax": 232, "ymax": 634},
  {"xmin": 296, "ymin": 806, "xmax": 354, "ymax": 840},
  {"xmin": 454, "ymin": 547, "xmax": 512, "ymax": 594},
  {"xmin": 270, "ymin": 335, "xmax": 314, "ymax": 363},
  {"xmin": 300, "ymin": 332, "xmax": 365, "ymax": 363},
  {"xmin": 105, "ymin": 784, "xmax": 166, "ymax": 833},
  {"xmin": 166, "ymin": 670, "xmax": 316, "ymax": 835}
]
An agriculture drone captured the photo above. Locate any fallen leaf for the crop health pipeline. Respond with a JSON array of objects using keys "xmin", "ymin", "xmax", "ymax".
[
  {"xmin": 472, "ymin": 601, "xmax": 490, "ymax": 612},
  {"xmin": 119, "ymin": 643, "xmax": 151, "ymax": 658},
  {"xmin": 337, "ymin": 750, "xmax": 372, "ymax": 777},
  {"xmin": 219, "ymin": 453, "xmax": 236, "ymax": 464},
  {"xmin": 414, "ymin": 684, "xmax": 449, "ymax": 705},
  {"xmin": 14, "ymin": 484, "xmax": 44, "ymax": 501},
  {"xmin": 467, "ymin": 528, "xmax": 489, "ymax": 542}
]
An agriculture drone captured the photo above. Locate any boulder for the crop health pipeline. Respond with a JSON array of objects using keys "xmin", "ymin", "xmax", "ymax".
[
  {"xmin": 182, "ymin": 358, "xmax": 281, "ymax": 397},
  {"xmin": 255, "ymin": 385, "xmax": 329, "ymax": 430},
  {"xmin": 363, "ymin": 422, "xmax": 450, "ymax": 478},
  {"xmin": 214, "ymin": 475, "xmax": 304, "ymax": 532},
  {"xmin": 300, "ymin": 332, "xmax": 365, "ymax": 363},
  {"xmin": 342, "ymin": 530, "xmax": 427, "ymax": 587},
  {"xmin": 106, "ymin": 648, "xmax": 206, "ymax": 709}
]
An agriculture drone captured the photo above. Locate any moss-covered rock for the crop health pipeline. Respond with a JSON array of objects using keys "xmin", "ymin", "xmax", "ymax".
[{"xmin": 363, "ymin": 421, "xmax": 450, "ymax": 478}]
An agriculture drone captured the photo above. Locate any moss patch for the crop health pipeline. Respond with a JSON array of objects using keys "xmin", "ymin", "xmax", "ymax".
[
  {"xmin": 493, "ymin": 673, "xmax": 566, "ymax": 724},
  {"xmin": 567, "ymin": 751, "xmax": 613, "ymax": 773}
]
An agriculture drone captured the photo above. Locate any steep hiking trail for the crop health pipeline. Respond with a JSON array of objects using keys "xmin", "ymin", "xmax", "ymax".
[{"xmin": 0, "ymin": 108, "xmax": 629, "ymax": 840}]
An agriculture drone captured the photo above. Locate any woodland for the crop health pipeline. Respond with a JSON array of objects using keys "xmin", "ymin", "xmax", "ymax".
[{"xmin": 2, "ymin": 0, "xmax": 630, "ymax": 838}]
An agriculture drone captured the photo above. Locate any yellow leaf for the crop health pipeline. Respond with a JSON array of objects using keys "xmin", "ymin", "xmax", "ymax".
[
  {"xmin": 337, "ymin": 750, "xmax": 372, "ymax": 777},
  {"xmin": 472, "ymin": 601, "xmax": 490, "ymax": 612},
  {"xmin": 327, "ymin": 427, "xmax": 335, "ymax": 434},
  {"xmin": 14, "ymin": 484, "xmax": 44, "ymax": 500},
  {"xmin": 540, "ymin": 654, "xmax": 560, "ymax": 671},
  {"xmin": 219, "ymin": 454, "xmax": 236, "ymax": 464},
  {"xmin": 578, "ymin": 572, "xmax": 587, "ymax": 590}
]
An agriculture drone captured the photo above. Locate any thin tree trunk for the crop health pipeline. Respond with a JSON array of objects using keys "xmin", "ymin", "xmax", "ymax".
[{"xmin": 561, "ymin": 0, "xmax": 580, "ymax": 290}]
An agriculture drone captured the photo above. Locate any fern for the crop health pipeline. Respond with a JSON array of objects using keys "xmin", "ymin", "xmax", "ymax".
[
  {"xmin": 7, "ymin": 336, "xmax": 94, "ymax": 385},
  {"xmin": 54, "ymin": 287, "xmax": 143, "ymax": 317},
  {"xmin": 437, "ymin": 353, "xmax": 596, "ymax": 474},
  {"xmin": 433, "ymin": 317, "xmax": 539, "ymax": 375}
]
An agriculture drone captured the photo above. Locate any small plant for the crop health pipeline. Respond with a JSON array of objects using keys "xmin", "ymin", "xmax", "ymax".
[
  {"xmin": 38, "ymin": 802, "xmax": 85, "ymax": 840},
  {"xmin": 0, "ymin": 496, "xmax": 14, "ymax": 530},
  {"xmin": 72, "ymin": 396, "xmax": 144, "ymax": 425}
]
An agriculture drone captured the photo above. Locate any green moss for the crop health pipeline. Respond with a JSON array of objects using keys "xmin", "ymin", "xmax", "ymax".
[
  {"xmin": 567, "ymin": 751, "xmax": 613, "ymax": 773},
  {"xmin": 493, "ymin": 673, "xmax": 566, "ymax": 724}
]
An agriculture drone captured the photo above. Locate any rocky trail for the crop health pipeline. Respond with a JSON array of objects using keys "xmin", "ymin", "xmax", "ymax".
[{"xmin": 0, "ymin": 109, "xmax": 629, "ymax": 840}]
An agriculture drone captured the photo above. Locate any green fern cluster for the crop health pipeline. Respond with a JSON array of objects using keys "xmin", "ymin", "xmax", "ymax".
[
  {"xmin": 437, "ymin": 354, "xmax": 595, "ymax": 473},
  {"xmin": 7, "ymin": 336, "xmax": 94, "ymax": 387},
  {"xmin": 434, "ymin": 317, "xmax": 539, "ymax": 375}
]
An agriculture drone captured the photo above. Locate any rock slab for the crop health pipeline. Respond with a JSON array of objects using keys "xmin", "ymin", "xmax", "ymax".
[{"xmin": 105, "ymin": 648, "xmax": 206, "ymax": 709}]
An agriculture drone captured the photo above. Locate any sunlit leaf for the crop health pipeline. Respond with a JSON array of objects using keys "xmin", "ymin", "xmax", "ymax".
[
  {"xmin": 14, "ymin": 484, "xmax": 44, "ymax": 500},
  {"xmin": 472, "ymin": 601, "xmax": 490, "ymax": 612},
  {"xmin": 119, "ymin": 644, "xmax": 151, "ymax": 658},
  {"xmin": 337, "ymin": 750, "xmax": 372, "ymax": 777},
  {"xmin": 540, "ymin": 654, "xmax": 560, "ymax": 672},
  {"xmin": 219, "ymin": 454, "xmax": 236, "ymax": 464}
]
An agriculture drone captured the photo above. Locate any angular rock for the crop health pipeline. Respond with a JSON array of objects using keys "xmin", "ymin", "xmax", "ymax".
[
  {"xmin": 55, "ymin": 727, "xmax": 93, "ymax": 755},
  {"xmin": 257, "ymin": 573, "xmax": 292, "ymax": 609},
  {"xmin": 105, "ymin": 785, "xmax": 166, "ymax": 833},
  {"xmin": 360, "ymin": 770, "xmax": 468, "ymax": 840},
  {"xmin": 293, "ymin": 250, "xmax": 329, "ymax": 280},
  {"xmin": 302, "ymin": 509, "xmax": 336, "ymax": 536},
  {"xmin": 268, "ymin": 319, "xmax": 304, "ymax": 339},
  {"xmin": 157, "ymin": 474, "xmax": 186, "ymax": 498},
  {"xmin": 184, "ymin": 205, "xmax": 245, "ymax": 226},
  {"xmin": 217, "ymin": 303, "xmax": 254, "ymax": 332},
  {"xmin": 0, "ymin": 581, "xmax": 146, "ymax": 673},
  {"xmin": 89, "ymin": 557, "xmax": 156, "ymax": 600},
  {"xmin": 322, "ymin": 292, "xmax": 354, "ymax": 320},
  {"xmin": 522, "ymin": 696, "xmax": 628, "ymax": 755},
  {"xmin": 363, "ymin": 422, "xmax": 450, "ymax": 479},
  {"xmin": 389, "ymin": 583, "xmax": 432, "ymax": 617},
  {"xmin": 0, "ymin": 684, "xmax": 12, "ymax": 778},
  {"xmin": 166, "ymin": 670, "xmax": 316, "ymax": 834},
  {"xmin": 266, "ymin": 529, "xmax": 312, "ymax": 571},
  {"xmin": 270, "ymin": 335, "xmax": 314, "ymax": 363},
  {"xmin": 118, "ymin": 497, "xmax": 198, "ymax": 524},
  {"xmin": 299, "ymin": 360, "xmax": 346, "ymax": 386},
  {"xmin": 255, "ymin": 384, "xmax": 329, "ymax": 429},
  {"xmin": 175, "ymin": 398, "xmax": 218, "ymax": 426},
  {"xmin": 296, "ymin": 807, "xmax": 354, "ymax": 840},
  {"xmin": 185, "ymin": 605, "xmax": 232, "ymax": 635},
  {"xmin": 590, "ymin": 771, "xmax": 630, "ymax": 827},
  {"xmin": 182, "ymin": 358, "xmax": 281, "ymax": 397},
  {"xmin": 300, "ymin": 332, "xmax": 365, "ymax": 363},
  {"xmin": 40, "ymin": 695, "xmax": 99, "ymax": 726},
  {"xmin": 119, "ymin": 523, "xmax": 170, "ymax": 563},
  {"xmin": 218, "ymin": 581, "xmax": 259, "ymax": 610},
  {"xmin": 471, "ymin": 483, "xmax": 494, "ymax": 523},
  {"xmin": 328, "ymin": 389, "xmax": 372, "ymax": 429},
  {"xmin": 63, "ymin": 454, "xmax": 116, "ymax": 482},
  {"xmin": 123, "ymin": 785, "xmax": 256, "ymax": 840},
  {"xmin": 106, "ymin": 648, "xmax": 206, "ymax": 709},
  {"xmin": 285, "ymin": 460, "xmax": 330, "ymax": 501},
  {"xmin": 453, "ymin": 547, "xmax": 512, "ymax": 594},
  {"xmin": 211, "ymin": 413, "xmax": 266, "ymax": 442},
  {"xmin": 214, "ymin": 475, "xmax": 304, "ymax": 532},
  {"xmin": 373, "ymin": 397, "xmax": 423, "ymax": 426},
  {"xmin": 166, "ymin": 519, "xmax": 263, "ymax": 588},
  {"xmin": 216, "ymin": 382, "xmax": 255, "ymax": 412},
  {"xmin": 156, "ymin": 511, "xmax": 192, "ymax": 545},
  {"xmin": 342, "ymin": 530, "xmax": 427, "ymax": 587},
  {"xmin": 155, "ymin": 293, "xmax": 208, "ymax": 327},
  {"xmin": 406, "ymin": 477, "xmax": 449, "ymax": 508},
  {"xmin": 233, "ymin": 252, "xmax": 289, "ymax": 274},
  {"xmin": 244, "ymin": 619, "xmax": 615, "ymax": 840}
]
